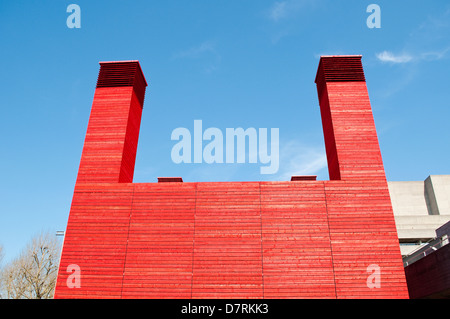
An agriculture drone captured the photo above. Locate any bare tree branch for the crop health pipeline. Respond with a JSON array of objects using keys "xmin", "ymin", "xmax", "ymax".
[{"xmin": 0, "ymin": 231, "xmax": 61, "ymax": 299}]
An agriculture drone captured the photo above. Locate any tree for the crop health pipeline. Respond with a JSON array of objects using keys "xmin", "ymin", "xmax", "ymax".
[
  {"xmin": 0, "ymin": 232, "xmax": 61, "ymax": 299},
  {"xmin": 0, "ymin": 244, "xmax": 4, "ymax": 298}
]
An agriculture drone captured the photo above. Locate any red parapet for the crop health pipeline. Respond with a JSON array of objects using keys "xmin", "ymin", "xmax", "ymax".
[
  {"xmin": 157, "ymin": 177, "xmax": 184, "ymax": 183},
  {"xmin": 291, "ymin": 175, "xmax": 317, "ymax": 181},
  {"xmin": 54, "ymin": 57, "xmax": 409, "ymax": 299}
]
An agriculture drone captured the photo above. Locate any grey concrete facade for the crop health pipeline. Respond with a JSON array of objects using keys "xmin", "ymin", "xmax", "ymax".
[{"xmin": 388, "ymin": 175, "xmax": 450, "ymax": 256}]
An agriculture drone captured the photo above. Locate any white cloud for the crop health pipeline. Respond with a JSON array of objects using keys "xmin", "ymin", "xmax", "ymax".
[
  {"xmin": 269, "ymin": 2, "xmax": 288, "ymax": 22},
  {"xmin": 376, "ymin": 48, "xmax": 450, "ymax": 65},
  {"xmin": 173, "ymin": 42, "xmax": 218, "ymax": 59},
  {"xmin": 376, "ymin": 51, "xmax": 414, "ymax": 64},
  {"xmin": 172, "ymin": 41, "xmax": 221, "ymax": 74},
  {"xmin": 267, "ymin": 0, "xmax": 315, "ymax": 22},
  {"xmin": 419, "ymin": 47, "xmax": 450, "ymax": 61},
  {"xmin": 265, "ymin": 0, "xmax": 319, "ymax": 43},
  {"xmin": 271, "ymin": 140, "xmax": 327, "ymax": 181},
  {"xmin": 377, "ymin": 8, "xmax": 450, "ymax": 65}
]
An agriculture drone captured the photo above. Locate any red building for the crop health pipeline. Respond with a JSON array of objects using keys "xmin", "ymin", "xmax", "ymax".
[{"xmin": 54, "ymin": 56, "xmax": 409, "ymax": 299}]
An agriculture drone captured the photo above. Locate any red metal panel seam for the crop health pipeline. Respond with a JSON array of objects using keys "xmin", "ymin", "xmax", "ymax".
[
  {"xmin": 258, "ymin": 182, "xmax": 265, "ymax": 298},
  {"xmin": 323, "ymin": 181, "xmax": 337, "ymax": 298},
  {"xmin": 120, "ymin": 184, "xmax": 135, "ymax": 298},
  {"xmin": 190, "ymin": 183, "xmax": 198, "ymax": 299}
]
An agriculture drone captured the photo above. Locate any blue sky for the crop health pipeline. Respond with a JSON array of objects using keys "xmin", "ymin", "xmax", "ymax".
[{"xmin": 0, "ymin": 0, "xmax": 449, "ymax": 263}]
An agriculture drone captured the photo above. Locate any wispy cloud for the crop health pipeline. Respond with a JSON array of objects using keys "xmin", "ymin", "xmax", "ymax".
[
  {"xmin": 172, "ymin": 41, "xmax": 221, "ymax": 73},
  {"xmin": 267, "ymin": 0, "xmax": 315, "ymax": 22},
  {"xmin": 173, "ymin": 41, "xmax": 218, "ymax": 59},
  {"xmin": 265, "ymin": 0, "xmax": 319, "ymax": 43},
  {"xmin": 376, "ymin": 51, "xmax": 414, "ymax": 64},
  {"xmin": 376, "ymin": 48, "xmax": 450, "ymax": 65},
  {"xmin": 377, "ymin": 6, "xmax": 450, "ymax": 65},
  {"xmin": 376, "ymin": 67, "xmax": 418, "ymax": 99},
  {"xmin": 419, "ymin": 47, "xmax": 450, "ymax": 61},
  {"xmin": 271, "ymin": 140, "xmax": 327, "ymax": 181},
  {"xmin": 413, "ymin": 7, "xmax": 450, "ymax": 39},
  {"xmin": 269, "ymin": 2, "xmax": 288, "ymax": 22}
]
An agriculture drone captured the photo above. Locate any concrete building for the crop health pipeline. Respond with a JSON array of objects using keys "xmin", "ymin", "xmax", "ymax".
[
  {"xmin": 401, "ymin": 221, "xmax": 450, "ymax": 298},
  {"xmin": 388, "ymin": 175, "xmax": 450, "ymax": 256},
  {"xmin": 388, "ymin": 176, "xmax": 450, "ymax": 298}
]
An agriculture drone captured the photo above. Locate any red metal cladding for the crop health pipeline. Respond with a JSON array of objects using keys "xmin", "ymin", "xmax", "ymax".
[{"xmin": 54, "ymin": 57, "xmax": 409, "ymax": 299}]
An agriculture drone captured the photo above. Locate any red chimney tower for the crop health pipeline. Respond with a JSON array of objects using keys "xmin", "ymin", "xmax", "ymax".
[
  {"xmin": 76, "ymin": 61, "xmax": 147, "ymax": 184},
  {"xmin": 315, "ymin": 55, "xmax": 385, "ymax": 181}
]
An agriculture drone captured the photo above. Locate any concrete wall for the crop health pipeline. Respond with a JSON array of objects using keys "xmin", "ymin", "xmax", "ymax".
[
  {"xmin": 395, "ymin": 215, "xmax": 450, "ymax": 241},
  {"xmin": 398, "ymin": 176, "xmax": 450, "ymax": 298},
  {"xmin": 388, "ymin": 175, "xmax": 450, "ymax": 256},
  {"xmin": 427, "ymin": 175, "xmax": 450, "ymax": 215},
  {"xmin": 389, "ymin": 181, "xmax": 429, "ymax": 216}
]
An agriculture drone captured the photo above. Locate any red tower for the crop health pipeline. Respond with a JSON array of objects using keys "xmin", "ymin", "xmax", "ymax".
[{"xmin": 54, "ymin": 56, "xmax": 409, "ymax": 299}]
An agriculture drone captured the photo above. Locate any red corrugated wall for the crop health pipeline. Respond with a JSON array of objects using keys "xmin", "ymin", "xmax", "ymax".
[{"xmin": 54, "ymin": 56, "xmax": 409, "ymax": 299}]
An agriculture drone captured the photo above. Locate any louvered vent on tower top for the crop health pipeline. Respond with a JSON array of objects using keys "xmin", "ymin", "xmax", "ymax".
[{"xmin": 96, "ymin": 60, "xmax": 148, "ymax": 106}]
